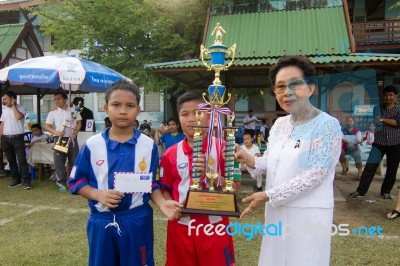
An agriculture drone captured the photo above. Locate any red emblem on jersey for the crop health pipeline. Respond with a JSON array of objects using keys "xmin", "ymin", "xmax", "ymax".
[{"xmin": 96, "ymin": 160, "xmax": 104, "ymax": 166}]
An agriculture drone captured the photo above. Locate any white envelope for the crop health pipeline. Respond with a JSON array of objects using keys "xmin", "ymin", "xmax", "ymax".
[{"xmin": 114, "ymin": 172, "xmax": 152, "ymax": 193}]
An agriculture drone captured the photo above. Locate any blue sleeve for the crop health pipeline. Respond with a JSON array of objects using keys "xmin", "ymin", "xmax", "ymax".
[
  {"xmin": 68, "ymin": 144, "xmax": 92, "ymax": 194},
  {"xmin": 160, "ymin": 134, "xmax": 166, "ymax": 143},
  {"xmin": 150, "ymin": 142, "xmax": 161, "ymax": 191}
]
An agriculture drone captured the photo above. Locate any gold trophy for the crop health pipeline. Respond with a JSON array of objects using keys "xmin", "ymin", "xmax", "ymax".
[
  {"xmin": 182, "ymin": 23, "xmax": 240, "ymax": 217},
  {"xmin": 52, "ymin": 103, "xmax": 81, "ymax": 154}
]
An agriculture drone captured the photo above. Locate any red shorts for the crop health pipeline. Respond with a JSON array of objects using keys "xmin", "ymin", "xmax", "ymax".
[{"xmin": 165, "ymin": 216, "xmax": 235, "ymax": 266}]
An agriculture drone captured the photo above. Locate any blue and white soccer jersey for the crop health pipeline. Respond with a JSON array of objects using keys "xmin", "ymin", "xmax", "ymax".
[{"xmin": 69, "ymin": 128, "xmax": 159, "ymax": 266}]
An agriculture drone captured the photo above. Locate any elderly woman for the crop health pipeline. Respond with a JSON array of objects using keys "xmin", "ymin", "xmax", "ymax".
[{"xmin": 235, "ymin": 56, "xmax": 342, "ymax": 266}]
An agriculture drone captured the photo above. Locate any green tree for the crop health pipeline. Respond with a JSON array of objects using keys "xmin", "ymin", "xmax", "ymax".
[{"xmin": 32, "ymin": 0, "xmax": 209, "ymax": 114}]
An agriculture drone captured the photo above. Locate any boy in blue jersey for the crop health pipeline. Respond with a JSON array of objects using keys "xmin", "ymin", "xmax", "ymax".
[{"xmin": 69, "ymin": 80, "xmax": 182, "ymax": 266}]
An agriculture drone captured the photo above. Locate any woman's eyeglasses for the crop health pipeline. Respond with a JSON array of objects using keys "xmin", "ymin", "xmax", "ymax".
[{"xmin": 273, "ymin": 79, "xmax": 307, "ymax": 94}]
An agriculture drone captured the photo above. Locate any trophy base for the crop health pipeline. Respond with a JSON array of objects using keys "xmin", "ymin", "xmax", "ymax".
[
  {"xmin": 53, "ymin": 144, "xmax": 69, "ymax": 154},
  {"xmin": 182, "ymin": 190, "xmax": 240, "ymax": 217}
]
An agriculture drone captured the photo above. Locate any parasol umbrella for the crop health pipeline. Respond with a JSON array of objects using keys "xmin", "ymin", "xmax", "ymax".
[
  {"xmin": 0, "ymin": 55, "xmax": 131, "ymax": 122},
  {"xmin": 0, "ymin": 55, "xmax": 131, "ymax": 93}
]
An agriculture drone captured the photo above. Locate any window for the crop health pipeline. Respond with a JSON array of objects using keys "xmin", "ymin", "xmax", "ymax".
[
  {"xmin": 143, "ymin": 92, "xmax": 161, "ymax": 112},
  {"xmin": 19, "ymin": 96, "xmax": 33, "ymax": 113},
  {"xmin": 97, "ymin": 93, "xmax": 106, "ymax": 112}
]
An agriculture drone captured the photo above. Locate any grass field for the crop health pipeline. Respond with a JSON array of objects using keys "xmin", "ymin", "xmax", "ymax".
[{"xmin": 0, "ymin": 175, "xmax": 399, "ymax": 266}]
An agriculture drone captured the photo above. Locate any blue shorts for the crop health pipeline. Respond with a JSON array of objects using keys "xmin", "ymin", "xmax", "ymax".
[{"xmin": 87, "ymin": 204, "xmax": 154, "ymax": 266}]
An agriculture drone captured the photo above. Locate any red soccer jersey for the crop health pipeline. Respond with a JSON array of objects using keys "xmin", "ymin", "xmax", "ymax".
[{"xmin": 160, "ymin": 136, "xmax": 225, "ymax": 225}]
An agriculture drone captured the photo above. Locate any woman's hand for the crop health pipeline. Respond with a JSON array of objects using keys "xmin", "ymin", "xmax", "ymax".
[
  {"xmin": 97, "ymin": 190, "xmax": 124, "ymax": 209},
  {"xmin": 240, "ymin": 192, "xmax": 269, "ymax": 219}
]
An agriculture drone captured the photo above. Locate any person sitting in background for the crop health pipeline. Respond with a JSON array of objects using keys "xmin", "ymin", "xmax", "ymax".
[
  {"xmin": 154, "ymin": 117, "xmax": 185, "ymax": 151},
  {"xmin": 28, "ymin": 124, "xmax": 50, "ymax": 148},
  {"xmin": 339, "ymin": 116, "xmax": 363, "ymax": 179},
  {"xmin": 240, "ymin": 131, "xmax": 263, "ymax": 191},
  {"xmin": 363, "ymin": 122, "xmax": 375, "ymax": 145},
  {"xmin": 26, "ymin": 124, "xmax": 50, "ymax": 180}
]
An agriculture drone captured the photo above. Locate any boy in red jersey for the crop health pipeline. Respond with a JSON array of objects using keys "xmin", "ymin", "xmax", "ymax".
[{"xmin": 159, "ymin": 91, "xmax": 236, "ymax": 266}]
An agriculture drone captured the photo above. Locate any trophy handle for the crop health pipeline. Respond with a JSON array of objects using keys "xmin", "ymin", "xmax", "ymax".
[
  {"xmin": 200, "ymin": 44, "xmax": 211, "ymax": 71},
  {"xmin": 224, "ymin": 43, "xmax": 236, "ymax": 70}
]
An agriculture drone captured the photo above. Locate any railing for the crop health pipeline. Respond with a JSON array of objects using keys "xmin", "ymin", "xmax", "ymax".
[{"xmin": 352, "ymin": 19, "xmax": 400, "ymax": 45}]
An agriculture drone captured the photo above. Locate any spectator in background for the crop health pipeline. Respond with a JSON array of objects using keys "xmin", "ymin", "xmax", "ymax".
[
  {"xmin": 387, "ymin": 190, "xmax": 400, "ymax": 219},
  {"xmin": 72, "ymin": 97, "xmax": 95, "ymax": 132},
  {"xmin": 363, "ymin": 122, "xmax": 375, "ymax": 145},
  {"xmin": 243, "ymin": 109, "xmax": 260, "ymax": 136},
  {"xmin": 104, "ymin": 117, "xmax": 112, "ymax": 128},
  {"xmin": 0, "ymin": 91, "xmax": 31, "ymax": 189},
  {"xmin": 241, "ymin": 131, "xmax": 263, "ymax": 191},
  {"xmin": 139, "ymin": 119, "xmax": 153, "ymax": 138},
  {"xmin": 339, "ymin": 116, "xmax": 363, "ymax": 179},
  {"xmin": 46, "ymin": 90, "xmax": 81, "ymax": 192},
  {"xmin": 154, "ymin": 117, "xmax": 185, "ymax": 151},
  {"xmin": 28, "ymin": 124, "xmax": 50, "ymax": 149},
  {"xmin": 26, "ymin": 124, "xmax": 50, "ymax": 179},
  {"xmin": 349, "ymin": 85, "xmax": 400, "ymax": 199},
  {"xmin": 260, "ymin": 119, "xmax": 270, "ymax": 142}
]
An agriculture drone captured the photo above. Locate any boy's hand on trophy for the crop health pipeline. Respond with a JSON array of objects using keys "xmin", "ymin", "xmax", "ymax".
[
  {"xmin": 98, "ymin": 189, "xmax": 124, "ymax": 209},
  {"xmin": 193, "ymin": 153, "xmax": 206, "ymax": 176},
  {"xmin": 54, "ymin": 130, "xmax": 64, "ymax": 137},
  {"xmin": 160, "ymin": 200, "xmax": 183, "ymax": 221}
]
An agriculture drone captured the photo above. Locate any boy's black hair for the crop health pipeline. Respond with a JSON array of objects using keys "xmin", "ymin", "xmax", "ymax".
[
  {"xmin": 176, "ymin": 90, "xmax": 203, "ymax": 113},
  {"xmin": 31, "ymin": 123, "xmax": 42, "ymax": 130},
  {"xmin": 383, "ymin": 85, "xmax": 398, "ymax": 95},
  {"xmin": 105, "ymin": 80, "xmax": 140, "ymax": 104},
  {"xmin": 167, "ymin": 117, "xmax": 179, "ymax": 125},
  {"xmin": 54, "ymin": 89, "xmax": 68, "ymax": 99},
  {"xmin": 4, "ymin": 91, "xmax": 17, "ymax": 99},
  {"xmin": 166, "ymin": 117, "xmax": 182, "ymax": 133},
  {"xmin": 242, "ymin": 131, "xmax": 254, "ymax": 139},
  {"xmin": 72, "ymin": 97, "xmax": 84, "ymax": 105}
]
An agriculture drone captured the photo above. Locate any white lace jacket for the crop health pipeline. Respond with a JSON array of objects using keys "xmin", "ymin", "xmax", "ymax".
[{"xmin": 248, "ymin": 112, "xmax": 342, "ymax": 208}]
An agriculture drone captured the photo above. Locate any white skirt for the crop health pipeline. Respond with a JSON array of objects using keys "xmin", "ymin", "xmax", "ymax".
[{"xmin": 258, "ymin": 204, "xmax": 333, "ymax": 266}]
